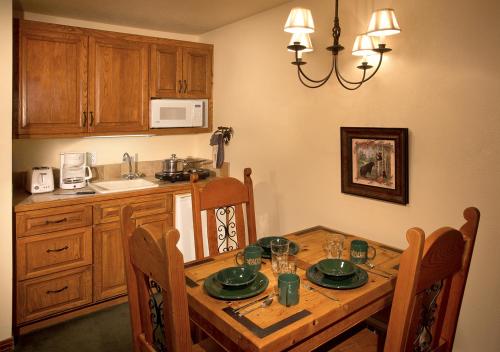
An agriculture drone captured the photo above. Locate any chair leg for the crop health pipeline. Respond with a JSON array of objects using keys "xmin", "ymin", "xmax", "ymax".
[
  {"xmin": 376, "ymin": 331, "xmax": 386, "ymax": 352},
  {"xmin": 190, "ymin": 320, "xmax": 207, "ymax": 343}
]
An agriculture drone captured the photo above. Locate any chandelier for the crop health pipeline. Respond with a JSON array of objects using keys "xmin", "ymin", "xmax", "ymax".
[{"xmin": 284, "ymin": 0, "xmax": 401, "ymax": 90}]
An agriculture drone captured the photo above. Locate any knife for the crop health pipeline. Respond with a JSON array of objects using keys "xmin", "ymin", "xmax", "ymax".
[
  {"xmin": 361, "ymin": 265, "xmax": 393, "ymax": 279},
  {"xmin": 56, "ymin": 191, "xmax": 96, "ymax": 195}
]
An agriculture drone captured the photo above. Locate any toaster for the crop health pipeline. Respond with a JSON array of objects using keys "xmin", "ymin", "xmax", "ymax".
[{"xmin": 26, "ymin": 167, "xmax": 55, "ymax": 194}]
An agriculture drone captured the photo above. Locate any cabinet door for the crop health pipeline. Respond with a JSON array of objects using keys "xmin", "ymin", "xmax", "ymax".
[
  {"xmin": 89, "ymin": 37, "xmax": 149, "ymax": 133},
  {"xmin": 150, "ymin": 44, "xmax": 182, "ymax": 98},
  {"xmin": 18, "ymin": 28, "xmax": 88, "ymax": 135},
  {"xmin": 182, "ymin": 47, "xmax": 212, "ymax": 98},
  {"xmin": 136, "ymin": 213, "xmax": 173, "ymax": 237},
  {"xmin": 93, "ymin": 222, "xmax": 127, "ymax": 301}
]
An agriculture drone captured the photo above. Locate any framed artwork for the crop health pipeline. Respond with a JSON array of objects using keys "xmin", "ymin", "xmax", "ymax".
[{"xmin": 340, "ymin": 127, "xmax": 409, "ymax": 204}]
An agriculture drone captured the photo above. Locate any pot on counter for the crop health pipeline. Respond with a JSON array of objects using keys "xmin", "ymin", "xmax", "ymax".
[{"xmin": 163, "ymin": 154, "xmax": 186, "ymax": 174}]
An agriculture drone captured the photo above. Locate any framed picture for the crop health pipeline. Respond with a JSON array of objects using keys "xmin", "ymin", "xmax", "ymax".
[{"xmin": 340, "ymin": 127, "xmax": 409, "ymax": 204}]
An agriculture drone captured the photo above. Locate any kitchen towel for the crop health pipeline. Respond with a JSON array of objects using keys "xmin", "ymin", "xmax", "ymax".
[{"xmin": 210, "ymin": 133, "xmax": 224, "ymax": 168}]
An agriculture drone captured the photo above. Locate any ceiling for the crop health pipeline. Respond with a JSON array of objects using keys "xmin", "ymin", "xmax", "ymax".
[{"xmin": 14, "ymin": 0, "xmax": 293, "ymax": 34}]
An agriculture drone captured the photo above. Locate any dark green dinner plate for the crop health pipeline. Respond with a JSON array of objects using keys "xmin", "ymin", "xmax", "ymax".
[
  {"xmin": 256, "ymin": 237, "xmax": 300, "ymax": 259},
  {"xmin": 306, "ymin": 264, "xmax": 368, "ymax": 289},
  {"xmin": 204, "ymin": 271, "xmax": 269, "ymax": 300}
]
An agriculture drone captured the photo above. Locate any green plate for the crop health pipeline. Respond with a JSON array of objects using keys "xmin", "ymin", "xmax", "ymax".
[
  {"xmin": 306, "ymin": 264, "xmax": 368, "ymax": 289},
  {"xmin": 204, "ymin": 271, "xmax": 269, "ymax": 300},
  {"xmin": 256, "ymin": 237, "xmax": 300, "ymax": 259}
]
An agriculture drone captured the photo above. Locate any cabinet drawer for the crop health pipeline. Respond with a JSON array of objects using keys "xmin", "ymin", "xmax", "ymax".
[
  {"xmin": 17, "ymin": 266, "xmax": 92, "ymax": 324},
  {"xmin": 129, "ymin": 193, "xmax": 173, "ymax": 218},
  {"xmin": 17, "ymin": 227, "xmax": 92, "ymax": 280},
  {"xmin": 16, "ymin": 205, "xmax": 93, "ymax": 237},
  {"xmin": 93, "ymin": 193, "xmax": 173, "ymax": 224}
]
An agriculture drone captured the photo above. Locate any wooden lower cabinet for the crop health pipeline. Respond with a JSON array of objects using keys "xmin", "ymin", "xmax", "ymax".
[
  {"xmin": 93, "ymin": 222, "xmax": 127, "ymax": 301},
  {"xmin": 15, "ymin": 189, "xmax": 177, "ymax": 331}
]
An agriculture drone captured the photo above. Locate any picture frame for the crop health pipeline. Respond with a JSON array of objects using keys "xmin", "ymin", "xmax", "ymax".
[{"xmin": 340, "ymin": 127, "xmax": 409, "ymax": 204}]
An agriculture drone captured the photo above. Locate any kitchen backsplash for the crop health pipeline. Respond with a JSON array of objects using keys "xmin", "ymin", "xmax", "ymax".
[
  {"xmin": 12, "ymin": 134, "xmax": 211, "ymax": 173},
  {"xmin": 13, "ymin": 160, "xmax": 229, "ymax": 190}
]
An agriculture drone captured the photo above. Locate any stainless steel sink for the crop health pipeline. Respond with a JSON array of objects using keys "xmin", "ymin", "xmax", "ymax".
[{"xmin": 89, "ymin": 179, "xmax": 159, "ymax": 194}]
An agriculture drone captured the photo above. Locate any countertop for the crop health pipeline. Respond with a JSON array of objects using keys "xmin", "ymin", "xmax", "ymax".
[{"xmin": 14, "ymin": 176, "xmax": 214, "ymax": 213}]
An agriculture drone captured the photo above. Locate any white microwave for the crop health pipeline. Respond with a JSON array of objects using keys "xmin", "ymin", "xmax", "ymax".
[{"xmin": 150, "ymin": 99, "xmax": 207, "ymax": 128}]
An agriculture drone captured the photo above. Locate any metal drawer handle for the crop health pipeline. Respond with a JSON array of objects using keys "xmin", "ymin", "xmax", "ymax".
[
  {"xmin": 178, "ymin": 80, "xmax": 183, "ymax": 93},
  {"xmin": 46, "ymin": 286, "xmax": 68, "ymax": 294},
  {"xmin": 89, "ymin": 111, "xmax": 94, "ymax": 126},
  {"xmin": 82, "ymin": 111, "xmax": 87, "ymax": 126},
  {"xmin": 46, "ymin": 245, "xmax": 69, "ymax": 253},
  {"xmin": 183, "ymin": 79, "xmax": 187, "ymax": 93},
  {"xmin": 45, "ymin": 218, "xmax": 68, "ymax": 225}
]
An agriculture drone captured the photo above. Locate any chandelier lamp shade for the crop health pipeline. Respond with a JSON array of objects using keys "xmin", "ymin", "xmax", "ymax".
[{"xmin": 284, "ymin": 1, "xmax": 401, "ymax": 90}]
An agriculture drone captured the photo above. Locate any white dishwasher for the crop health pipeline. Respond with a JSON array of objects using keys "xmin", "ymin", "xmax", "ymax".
[{"xmin": 174, "ymin": 193, "xmax": 209, "ymax": 262}]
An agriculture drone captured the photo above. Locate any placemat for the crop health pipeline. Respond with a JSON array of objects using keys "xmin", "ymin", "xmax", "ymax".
[
  {"xmin": 184, "ymin": 257, "xmax": 215, "ymax": 269},
  {"xmin": 185, "ymin": 276, "xmax": 199, "ymax": 288},
  {"xmin": 223, "ymin": 307, "xmax": 311, "ymax": 338}
]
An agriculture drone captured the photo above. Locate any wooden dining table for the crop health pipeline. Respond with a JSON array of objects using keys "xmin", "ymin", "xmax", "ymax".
[{"xmin": 184, "ymin": 226, "xmax": 402, "ymax": 352}]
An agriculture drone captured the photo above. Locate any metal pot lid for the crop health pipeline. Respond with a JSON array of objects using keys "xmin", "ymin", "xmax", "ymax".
[{"xmin": 166, "ymin": 154, "xmax": 185, "ymax": 162}]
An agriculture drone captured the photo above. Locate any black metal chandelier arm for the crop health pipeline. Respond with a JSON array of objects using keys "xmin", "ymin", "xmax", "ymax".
[
  {"xmin": 334, "ymin": 53, "xmax": 383, "ymax": 86},
  {"xmin": 356, "ymin": 53, "xmax": 384, "ymax": 83},
  {"xmin": 334, "ymin": 62, "xmax": 366, "ymax": 90},
  {"xmin": 297, "ymin": 68, "xmax": 331, "ymax": 88},
  {"xmin": 295, "ymin": 52, "xmax": 336, "ymax": 84}
]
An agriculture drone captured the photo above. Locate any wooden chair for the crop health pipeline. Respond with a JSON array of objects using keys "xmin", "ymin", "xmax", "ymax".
[
  {"xmin": 191, "ymin": 168, "xmax": 257, "ymax": 259},
  {"xmin": 323, "ymin": 207, "xmax": 480, "ymax": 352},
  {"xmin": 123, "ymin": 217, "xmax": 223, "ymax": 351},
  {"xmin": 121, "ymin": 206, "xmax": 222, "ymax": 352}
]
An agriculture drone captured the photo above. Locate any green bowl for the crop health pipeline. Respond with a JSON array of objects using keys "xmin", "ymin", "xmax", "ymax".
[
  {"xmin": 215, "ymin": 267, "xmax": 257, "ymax": 287},
  {"xmin": 317, "ymin": 259, "xmax": 356, "ymax": 278},
  {"xmin": 257, "ymin": 236, "xmax": 288, "ymax": 249}
]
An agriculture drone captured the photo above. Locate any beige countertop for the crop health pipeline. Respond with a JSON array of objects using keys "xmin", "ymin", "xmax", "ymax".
[{"xmin": 14, "ymin": 176, "xmax": 215, "ymax": 213}]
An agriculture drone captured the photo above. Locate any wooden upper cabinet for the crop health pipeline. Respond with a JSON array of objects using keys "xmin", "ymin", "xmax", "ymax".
[
  {"xmin": 18, "ymin": 27, "xmax": 88, "ymax": 135},
  {"xmin": 182, "ymin": 47, "xmax": 212, "ymax": 98},
  {"xmin": 150, "ymin": 44, "xmax": 182, "ymax": 98},
  {"xmin": 151, "ymin": 44, "xmax": 212, "ymax": 99},
  {"xmin": 15, "ymin": 20, "xmax": 213, "ymax": 138},
  {"xmin": 89, "ymin": 37, "xmax": 149, "ymax": 133}
]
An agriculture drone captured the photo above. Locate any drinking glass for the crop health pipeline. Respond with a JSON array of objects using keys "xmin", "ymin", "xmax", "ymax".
[
  {"xmin": 322, "ymin": 234, "xmax": 345, "ymax": 259},
  {"xmin": 284, "ymin": 254, "xmax": 297, "ymax": 274},
  {"xmin": 271, "ymin": 239, "xmax": 290, "ymax": 293}
]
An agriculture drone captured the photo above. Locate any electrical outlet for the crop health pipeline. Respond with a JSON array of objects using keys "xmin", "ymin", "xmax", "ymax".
[{"xmin": 88, "ymin": 152, "xmax": 97, "ymax": 166}]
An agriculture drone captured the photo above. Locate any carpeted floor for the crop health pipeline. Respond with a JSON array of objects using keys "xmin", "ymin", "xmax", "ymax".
[{"xmin": 14, "ymin": 303, "xmax": 133, "ymax": 352}]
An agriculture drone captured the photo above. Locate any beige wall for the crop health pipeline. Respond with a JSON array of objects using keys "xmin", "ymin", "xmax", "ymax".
[
  {"xmin": 201, "ymin": 0, "xmax": 500, "ymax": 351},
  {"xmin": 0, "ymin": 0, "xmax": 13, "ymax": 341},
  {"xmin": 12, "ymin": 12, "xmax": 212, "ymax": 172}
]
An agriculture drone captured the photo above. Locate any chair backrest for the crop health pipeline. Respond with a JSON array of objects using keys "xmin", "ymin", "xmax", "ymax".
[
  {"xmin": 191, "ymin": 167, "xmax": 257, "ymax": 259},
  {"xmin": 127, "ymin": 219, "xmax": 193, "ymax": 352},
  {"xmin": 121, "ymin": 206, "xmax": 191, "ymax": 352},
  {"xmin": 385, "ymin": 207, "xmax": 480, "ymax": 352}
]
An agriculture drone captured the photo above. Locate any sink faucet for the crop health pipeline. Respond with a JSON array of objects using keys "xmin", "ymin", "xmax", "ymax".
[{"xmin": 122, "ymin": 152, "xmax": 136, "ymax": 179}]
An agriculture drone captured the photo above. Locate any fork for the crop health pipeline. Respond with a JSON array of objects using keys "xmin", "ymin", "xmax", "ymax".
[
  {"xmin": 303, "ymin": 282, "xmax": 339, "ymax": 301},
  {"xmin": 364, "ymin": 262, "xmax": 394, "ymax": 278}
]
